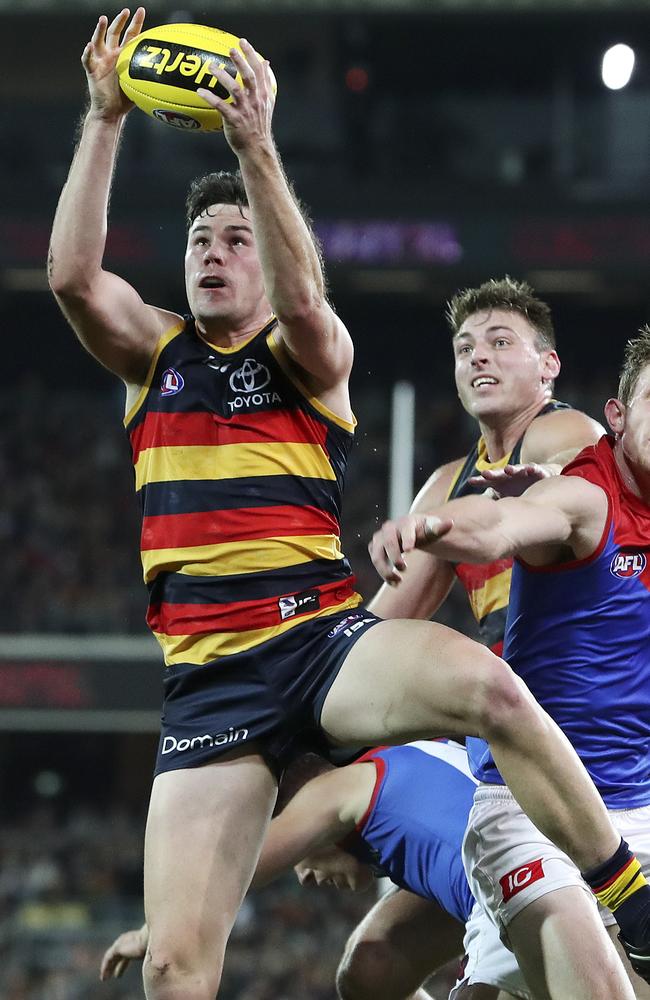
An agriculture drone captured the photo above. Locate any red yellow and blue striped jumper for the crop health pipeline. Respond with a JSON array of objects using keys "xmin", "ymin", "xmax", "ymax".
[{"xmin": 124, "ymin": 317, "xmax": 362, "ymax": 669}]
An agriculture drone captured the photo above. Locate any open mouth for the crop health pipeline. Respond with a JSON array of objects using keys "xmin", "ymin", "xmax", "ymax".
[
  {"xmin": 471, "ymin": 376, "xmax": 498, "ymax": 388},
  {"xmin": 199, "ymin": 276, "xmax": 226, "ymax": 289}
]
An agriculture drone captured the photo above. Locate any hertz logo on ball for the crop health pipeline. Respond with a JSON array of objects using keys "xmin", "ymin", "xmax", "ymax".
[
  {"xmin": 129, "ymin": 39, "xmax": 234, "ymax": 98},
  {"xmin": 116, "ymin": 22, "xmax": 275, "ymax": 132}
]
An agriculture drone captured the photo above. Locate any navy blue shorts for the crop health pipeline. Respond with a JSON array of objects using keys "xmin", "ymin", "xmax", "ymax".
[{"xmin": 154, "ymin": 608, "xmax": 381, "ymax": 776}]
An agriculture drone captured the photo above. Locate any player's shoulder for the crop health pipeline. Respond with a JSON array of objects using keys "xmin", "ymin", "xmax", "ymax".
[
  {"xmin": 410, "ymin": 457, "xmax": 466, "ymax": 512},
  {"xmin": 521, "ymin": 406, "xmax": 605, "ymax": 465}
]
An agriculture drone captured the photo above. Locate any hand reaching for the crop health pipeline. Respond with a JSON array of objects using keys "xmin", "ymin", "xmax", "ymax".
[
  {"xmin": 468, "ymin": 463, "xmax": 552, "ymax": 498},
  {"xmin": 81, "ymin": 7, "xmax": 145, "ymax": 120},
  {"xmin": 99, "ymin": 923, "xmax": 148, "ymax": 980},
  {"xmin": 368, "ymin": 514, "xmax": 453, "ymax": 586},
  {"xmin": 197, "ymin": 38, "xmax": 276, "ymax": 153}
]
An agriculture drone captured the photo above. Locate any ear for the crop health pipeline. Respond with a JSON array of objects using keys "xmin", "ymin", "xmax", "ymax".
[
  {"xmin": 604, "ymin": 397, "xmax": 625, "ymax": 436},
  {"xmin": 541, "ymin": 349, "xmax": 561, "ymax": 384}
]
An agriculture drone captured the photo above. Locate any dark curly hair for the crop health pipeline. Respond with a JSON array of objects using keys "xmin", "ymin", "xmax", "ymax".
[
  {"xmin": 446, "ymin": 276, "xmax": 556, "ymax": 352},
  {"xmin": 618, "ymin": 324, "xmax": 650, "ymax": 405},
  {"xmin": 185, "ymin": 171, "xmax": 248, "ymax": 229}
]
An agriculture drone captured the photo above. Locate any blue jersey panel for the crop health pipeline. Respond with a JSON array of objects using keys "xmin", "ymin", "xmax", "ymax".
[
  {"xmin": 355, "ymin": 741, "xmax": 476, "ymax": 923},
  {"xmin": 470, "ymin": 484, "xmax": 650, "ymax": 808}
]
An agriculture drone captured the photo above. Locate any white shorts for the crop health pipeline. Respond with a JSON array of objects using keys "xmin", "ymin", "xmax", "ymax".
[
  {"xmin": 450, "ymin": 786, "xmax": 650, "ymax": 998},
  {"xmin": 448, "ymin": 900, "xmax": 532, "ymax": 1000}
]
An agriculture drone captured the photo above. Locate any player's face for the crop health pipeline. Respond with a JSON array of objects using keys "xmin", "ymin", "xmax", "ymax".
[
  {"xmin": 453, "ymin": 309, "xmax": 560, "ymax": 422},
  {"xmin": 184, "ymin": 204, "xmax": 268, "ymax": 326},
  {"xmin": 607, "ymin": 363, "xmax": 650, "ymax": 484}
]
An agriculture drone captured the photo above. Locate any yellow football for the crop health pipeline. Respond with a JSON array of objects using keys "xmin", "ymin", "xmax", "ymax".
[{"xmin": 116, "ymin": 23, "xmax": 268, "ymax": 132}]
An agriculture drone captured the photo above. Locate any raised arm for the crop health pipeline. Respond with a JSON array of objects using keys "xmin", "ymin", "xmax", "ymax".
[
  {"xmin": 48, "ymin": 7, "xmax": 181, "ymax": 385},
  {"xmin": 370, "ymin": 473, "xmax": 609, "ymax": 586},
  {"xmin": 199, "ymin": 41, "xmax": 353, "ymax": 415}
]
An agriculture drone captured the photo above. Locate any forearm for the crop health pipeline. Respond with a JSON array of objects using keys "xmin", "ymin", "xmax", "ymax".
[
  {"xmin": 49, "ymin": 110, "xmax": 125, "ymax": 296},
  {"xmin": 251, "ymin": 813, "xmax": 330, "ymax": 889},
  {"xmin": 237, "ymin": 142, "xmax": 324, "ymax": 321},
  {"xmin": 422, "ymin": 496, "xmax": 513, "ymax": 564}
]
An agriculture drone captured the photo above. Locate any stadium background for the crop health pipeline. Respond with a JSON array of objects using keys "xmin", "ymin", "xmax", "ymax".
[{"xmin": 2, "ymin": 0, "xmax": 650, "ymax": 995}]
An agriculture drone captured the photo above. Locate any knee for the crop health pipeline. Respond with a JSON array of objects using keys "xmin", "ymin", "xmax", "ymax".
[
  {"xmin": 143, "ymin": 942, "xmax": 221, "ymax": 1000},
  {"xmin": 469, "ymin": 651, "xmax": 531, "ymax": 741},
  {"xmin": 337, "ymin": 938, "xmax": 399, "ymax": 1000}
]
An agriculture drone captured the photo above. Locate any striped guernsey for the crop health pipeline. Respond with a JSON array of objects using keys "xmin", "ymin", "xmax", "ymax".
[
  {"xmin": 125, "ymin": 317, "xmax": 362, "ymax": 667},
  {"xmin": 446, "ymin": 400, "xmax": 570, "ymax": 654}
]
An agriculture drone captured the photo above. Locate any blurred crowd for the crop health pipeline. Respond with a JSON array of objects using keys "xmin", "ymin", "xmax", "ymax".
[{"xmin": 0, "ymin": 797, "xmax": 441, "ymax": 1000}]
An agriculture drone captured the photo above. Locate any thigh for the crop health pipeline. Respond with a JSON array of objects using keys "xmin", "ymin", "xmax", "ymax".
[
  {"xmin": 507, "ymin": 887, "xmax": 634, "ymax": 1000},
  {"xmin": 144, "ymin": 752, "xmax": 277, "ymax": 964},
  {"xmin": 449, "ymin": 902, "xmax": 530, "ymax": 1000},
  {"xmin": 320, "ymin": 618, "xmax": 498, "ymax": 745},
  {"xmin": 339, "ymin": 888, "xmax": 463, "ymax": 999}
]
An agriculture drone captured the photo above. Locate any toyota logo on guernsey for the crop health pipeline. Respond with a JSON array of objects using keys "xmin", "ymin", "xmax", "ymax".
[
  {"xmin": 229, "ymin": 359, "xmax": 271, "ymax": 393},
  {"xmin": 610, "ymin": 551, "xmax": 647, "ymax": 579},
  {"xmin": 160, "ymin": 367, "xmax": 184, "ymax": 396},
  {"xmin": 227, "ymin": 358, "xmax": 282, "ymax": 412}
]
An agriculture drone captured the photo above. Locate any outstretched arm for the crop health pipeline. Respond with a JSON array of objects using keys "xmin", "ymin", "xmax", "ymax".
[
  {"xmin": 200, "ymin": 42, "xmax": 353, "ymax": 410},
  {"xmin": 468, "ymin": 408, "xmax": 605, "ymax": 496},
  {"xmin": 369, "ymin": 474, "xmax": 608, "ymax": 586},
  {"xmin": 49, "ymin": 7, "xmax": 180, "ymax": 384},
  {"xmin": 252, "ymin": 763, "xmax": 375, "ymax": 888}
]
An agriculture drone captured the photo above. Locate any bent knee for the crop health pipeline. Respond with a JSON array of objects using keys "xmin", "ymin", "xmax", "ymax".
[
  {"xmin": 337, "ymin": 938, "xmax": 403, "ymax": 1000},
  {"xmin": 469, "ymin": 652, "xmax": 533, "ymax": 739},
  {"xmin": 143, "ymin": 942, "xmax": 221, "ymax": 998}
]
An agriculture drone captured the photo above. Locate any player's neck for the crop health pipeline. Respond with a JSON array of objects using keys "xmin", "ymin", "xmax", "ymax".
[
  {"xmin": 478, "ymin": 399, "xmax": 547, "ymax": 463},
  {"xmin": 196, "ymin": 314, "xmax": 274, "ymax": 351},
  {"xmin": 614, "ymin": 441, "xmax": 650, "ymax": 504}
]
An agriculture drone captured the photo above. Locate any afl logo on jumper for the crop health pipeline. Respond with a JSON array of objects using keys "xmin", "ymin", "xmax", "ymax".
[
  {"xmin": 160, "ymin": 368, "xmax": 185, "ymax": 396},
  {"xmin": 610, "ymin": 551, "xmax": 647, "ymax": 579}
]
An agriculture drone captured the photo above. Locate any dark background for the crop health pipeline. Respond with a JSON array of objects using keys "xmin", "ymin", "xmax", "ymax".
[{"xmin": 1, "ymin": 3, "xmax": 650, "ymax": 996}]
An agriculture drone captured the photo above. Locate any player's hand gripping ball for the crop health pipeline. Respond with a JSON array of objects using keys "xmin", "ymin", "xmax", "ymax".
[{"xmin": 116, "ymin": 23, "xmax": 272, "ymax": 131}]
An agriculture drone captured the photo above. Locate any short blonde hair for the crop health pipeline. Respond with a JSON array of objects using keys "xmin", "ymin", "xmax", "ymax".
[
  {"xmin": 618, "ymin": 325, "xmax": 650, "ymax": 405},
  {"xmin": 447, "ymin": 276, "xmax": 555, "ymax": 352}
]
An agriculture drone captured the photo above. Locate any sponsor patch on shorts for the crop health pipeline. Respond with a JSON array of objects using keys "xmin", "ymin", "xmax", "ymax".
[{"xmin": 500, "ymin": 859, "xmax": 545, "ymax": 902}]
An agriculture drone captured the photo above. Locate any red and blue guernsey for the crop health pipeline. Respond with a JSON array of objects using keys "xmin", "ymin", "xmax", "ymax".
[
  {"xmin": 124, "ymin": 317, "xmax": 362, "ymax": 668},
  {"xmin": 469, "ymin": 435, "xmax": 650, "ymax": 808},
  {"xmin": 343, "ymin": 741, "xmax": 476, "ymax": 923}
]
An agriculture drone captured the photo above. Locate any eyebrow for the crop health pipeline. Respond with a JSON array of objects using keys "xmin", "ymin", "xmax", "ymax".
[
  {"xmin": 190, "ymin": 223, "xmax": 253, "ymax": 236},
  {"xmin": 453, "ymin": 324, "xmax": 515, "ymax": 340}
]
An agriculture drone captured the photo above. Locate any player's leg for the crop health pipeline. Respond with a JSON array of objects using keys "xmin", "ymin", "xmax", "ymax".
[
  {"xmin": 506, "ymin": 887, "xmax": 634, "ymax": 1000},
  {"xmin": 449, "ymin": 901, "xmax": 529, "ymax": 1000},
  {"xmin": 321, "ymin": 619, "xmax": 619, "ymax": 873},
  {"xmin": 336, "ymin": 887, "xmax": 463, "ymax": 1000},
  {"xmin": 142, "ymin": 751, "xmax": 277, "ymax": 1000},
  {"xmin": 608, "ymin": 926, "xmax": 650, "ymax": 999}
]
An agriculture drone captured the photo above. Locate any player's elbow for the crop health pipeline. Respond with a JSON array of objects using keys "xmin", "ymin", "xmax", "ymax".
[
  {"xmin": 337, "ymin": 938, "xmax": 398, "ymax": 1000},
  {"xmin": 272, "ymin": 287, "xmax": 324, "ymax": 326},
  {"xmin": 48, "ymin": 259, "xmax": 93, "ymax": 302}
]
